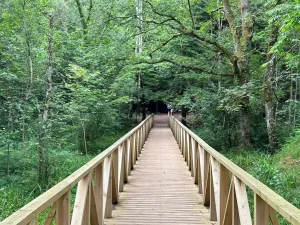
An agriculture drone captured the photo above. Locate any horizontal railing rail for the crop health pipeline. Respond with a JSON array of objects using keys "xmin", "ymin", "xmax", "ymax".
[
  {"xmin": 169, "ymin": 116, "xmax": 300, "ymax": 225},
  {"xmin": 0, "ymin": 115, "xmax": 154, "ymax": 225}
]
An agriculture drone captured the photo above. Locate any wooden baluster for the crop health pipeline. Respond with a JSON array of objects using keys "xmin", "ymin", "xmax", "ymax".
[
  {"xmin": 185, "ymin": 133, "xmax": 189, "ymax": 165},
  {"xmin": 182, "ymin": 130, "xmax": 186, "ymax": 157},
  {"xmin": 136, "ymin": 129, "xmax": 140, "ymax": 158},
  {"xmin": 83, "ymin": 180, "xmax": 91, "ymax": 225},
  {"xmin": 103, "ymin": 156, "xmax": 112, "ymax": 218},
  {"xmin": 204, "ymin": 152, "xmax": 211, "ymax": 206},
  {"xmin": 210, "ymin": 156, "xmax": 220, "ymax": 222},
  {"xmin": 185, "ymin": 133, "xmax": 189, "ymax": 163},
  {"xmin": 180, "ymin": 128, "xmax": 183, "ymax": 152},
  {"xmin": 232, "ymin": 182, "xmax": 240, "ymax": 225},
  {"xmin": 191, "ymin": 138, "xmax": 196, "ymax": 179},
  {"xmin": 140, "ymin": 126, "xmax": 143, "ymax": 151},
  {"xmin": 188, "ymin": 134, "xmax": 192, "ymax": 172},
  {"xmin": 199, "ymin": 145, "xmax": 205, "ymax": 194},
  {"xmin": 90, "ymin": 163, "xmax": 103, "ymax": 225},
  {"xmin": 56, "ymin": 191, "xmax": 70, "ymax": 225},
  {"xmin": 123, "ymin": 141, "xmax": 129, "ymax": 183},
  {"xmin": 127, "ymin": 138, "xmax": 132, "ymax": 176},
  {"xmin": 142, "ymin": 125, "xmax": 145, "ymax": 149},
  {"xmin": 222, "ymin": 179, "xmax": 233, "ymax": 225},
  {"xmin": 268, "ymin": 206, "xmax": 280, "ymax": 225},
  {"xmin": 143, "ymin": 123, "xmax": 146, "ymax": 143},
  {"xmin": 112, "ymin": 150, "xmax": 119, "ymax": 204},
  {"xmin": 220, "ymin": 165, "xmax": 229, "ymax": 225},
  {"xmin": 174, "ymin": 122, "xmax": 177, "ymax": 140},
  {"xmin": 118, "ymin": 144, "xmax": 125, "ymax": 192},
  {"xmin": 185, "ymin": 131, "xmax": 188, "ymax": 161},
  {"xmin": 254, "ymin": 194, "xmax": 269, "ymax": 225},
  {"xmin": 210, "ymin": 171, "xmax": 217, "ymax": 221},
  {"xmin": 71, "ymin": 173, "xmax": 92, "ymax": 225},
  {"xmin": 131, "ymin": 132, "xmax": 136, "ymax": 169},
  {"xmin": 197, "ymin": 144, "xmax": 203, "ymax": 194},
  {"xmin": 146, "ymin": 121, "xmax": 149, "ymax": 136},
  {"xmin": 44, "ymin": 202, "xmax": 57, "ymax": 225},
  {"xmin": 233, "ymin": 176, "xmax": 252, "ymax": 225},
  {"xmin": 141, "ymin": 126, "xmax": 144, "ymax": 151},
  {"xmin": 140, "ymin": 127, "xmax": 143, "ymax": 154},
  {"xmin": 177, "ymin": 123, "xmax": 179, "ymax": 141},
  {"xmin": 28, "ymin": 218, "xmax": 38, "ymax": 225},
  {"xmin": 177, "ymin": 123, "xmax": 180, "ymax": 144}
]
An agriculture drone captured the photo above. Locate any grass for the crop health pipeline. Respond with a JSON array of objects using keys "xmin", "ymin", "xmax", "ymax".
[
  {"xmin": 0, "ymin": 129, "xmax": 131, "ymax": 221},
  {"xmin": 223, "ymin": 144, "xmax": 300, "ymax": 224}
]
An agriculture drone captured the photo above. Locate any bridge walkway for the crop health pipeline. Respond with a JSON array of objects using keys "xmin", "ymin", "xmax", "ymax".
[
  {"xmin": 1, "ymin": 114, "xmax": 300, "ymax": 225},
  {"xmin": 105, "ymin": 116, "xmax": 213, "ymax": 225}
]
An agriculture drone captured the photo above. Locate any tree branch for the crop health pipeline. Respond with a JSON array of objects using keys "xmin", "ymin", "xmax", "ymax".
[
  {"xmin": 75, "ymin": 0, "xmax": 87, "ymax": 34},
  {"xmin": 221, "ymin": 0, "xmax": 240, "ymax": 51},
  {"xmin": 144, "ymin": 0, "xmax": 237, "ymax": 63},
  {"xmin": 187, "ymin": 0, "xmax": 195, "ymax": 29},
  {"xmin": 149, "ymin": 33, "xmax": 182, "ymax": 55},
  {"xmin": 86, "ymin": 0, "xmax": 94, "ymax": 25},
  {"xmin": 138, "ymin": 58, "xmax": 234, "ymax": 77}
]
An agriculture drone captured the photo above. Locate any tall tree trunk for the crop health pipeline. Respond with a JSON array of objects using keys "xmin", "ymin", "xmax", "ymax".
[
  {"xmin": 21, "ymin": 0, "xmax": 34, "ymax": 147},
  {"xmin": 222, "ymin": 0, "xmax": 253, "ymax": 148},
  {"xmin": 80, "ymin": 119, "xmax": 88, "ymax": 155},
  {"xmin": 136, "ymin": 0, "xmax": 143, "ymax": 119},
  {"xmin": 264, "ymin": 48, "xmax": 278, "ymax": 151},
  {"xmin": 75, "ymin": 0, "xmax": 93, "ymax": 37},
  {"xmin": 263, "ymin": 0, "xmax": 281, "ymax": 151},
  {"xmin": 6, "ymin": 105, "xmax": 12, "ymax": 176},
  {"xmin": 237, "ymin": 58, "xmax": 251, "ymax": 147},
  {"xmin": 38, "ymin": 14, "xmax": 54, "ymax": 184}
]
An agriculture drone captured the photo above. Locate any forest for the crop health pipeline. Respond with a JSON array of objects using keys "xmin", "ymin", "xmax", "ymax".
[{"xmin": 0, "ymin": 0, "xmax": 299, "ymax": 221}]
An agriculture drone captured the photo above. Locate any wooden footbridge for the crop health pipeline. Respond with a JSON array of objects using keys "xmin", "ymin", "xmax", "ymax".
[{"xmin": 1, "ymin": 115, "xmax": 300, "ymax": 225}]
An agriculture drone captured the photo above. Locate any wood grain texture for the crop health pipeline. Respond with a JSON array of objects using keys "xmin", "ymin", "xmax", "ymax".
[
  {"xmin": 169, "ymin": 116, "xmax": 300, "ymax": 225},
  {"xmin": 105, "ymin": 125, "xmax": 215, "ymax": 225}
]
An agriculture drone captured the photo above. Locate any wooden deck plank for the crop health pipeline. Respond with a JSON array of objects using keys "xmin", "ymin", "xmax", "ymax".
[{"xmin": 105, "ymin": 123, "xmax": 214, "ymax": 225}]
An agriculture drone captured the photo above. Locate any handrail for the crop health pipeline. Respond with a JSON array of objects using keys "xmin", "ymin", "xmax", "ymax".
[
  {"xmin": 169, "ymin": 116, "xmax": 300, "ymax": 225},
  {"xmin": 0, "ymin": 114, "xmax": 154, "ymax": 225}
]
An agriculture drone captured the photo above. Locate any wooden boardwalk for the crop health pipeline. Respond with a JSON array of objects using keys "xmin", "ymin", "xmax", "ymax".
[
  {"xmin": 2, "ymin": 114, "xmax": 300, "ymax": 225},
  {"xmin": 105, "ymin": 116, "xmax": 213, "ymax": 225}
]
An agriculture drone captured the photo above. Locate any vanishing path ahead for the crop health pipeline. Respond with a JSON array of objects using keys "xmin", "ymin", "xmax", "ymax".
[{"xmin": 106, "ymin": 116, "xmax": 213, "ymax": 225}]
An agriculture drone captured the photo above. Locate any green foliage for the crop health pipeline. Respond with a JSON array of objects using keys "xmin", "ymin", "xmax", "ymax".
[
  {"xmin": 225, "ymin": 148, "xmax": 300, "ymax": 224},
  {"xmin": 274, "ymin": 129, "xmax": 300, "ymax": 170},
  {"xmin": 1, "ymin": 0, "xmax": 300, "ymax": 220}
]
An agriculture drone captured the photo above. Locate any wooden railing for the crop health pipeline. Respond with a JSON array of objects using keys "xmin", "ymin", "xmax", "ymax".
[
  {"xmin": 0, "ymin": 115, "xmax": 154, "ymax": 225},
  {"xmin": 169, "ymin": 116, "xmax": 300, "ymax": 225}
]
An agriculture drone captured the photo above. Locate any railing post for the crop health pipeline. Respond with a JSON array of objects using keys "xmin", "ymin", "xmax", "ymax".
[
  {"xmin": 210, "ymin": 156, "xmax": 220, "ymax": 222},
  {"xmin": 103, "ymin": 156, "xmax": 112, "ymax": 219},
  {"xmin": 71, "ymin": 173, "xmax": 92, "ymax": 225},
  {"xmin": 191, "ymin": 138, "xmax": 197, "ymax": 180},
  {"xmin": 188, "ymin": 134, "xmax": 192, "ymax": 172},
  {"xmin": 112, "ymin": 150, "xmax": 119, "ymax": 204},
  {"xmin": 220, "ymin": 164, "xmax": 229, "ymax": 225},
  {"xmin": 254, "ymin": 194, "xmax": 269, "ymax": 225},
  {"xmin": 132, "ymin": 132, "xmax": 136, "ymax": 168},
  {"xmin": 56, "ymin": 191, "xmax": 70, "ymax": 225},
  {"xmin": 118, "ymin": 144, "xmax": 125, "ymax": 192},
  {"xmin": 126, "ymin": 138, "xmax": 132, "ymax": 176},
  {"xmin": 197, "ymin": 144, "xmax": 203, "ymax": 194},
  {"xmin": 93, "ymin": 163, "xmax": 103, "ymax": 225}
]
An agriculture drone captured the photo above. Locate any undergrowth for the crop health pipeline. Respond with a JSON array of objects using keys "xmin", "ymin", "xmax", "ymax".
[
  {"xmin": 0, "ymin": 129, "xmax": 130, "ymax": 221},
  {"xmin": 224, "ymin": 145, "xmax": 300, "ymax": 224}
]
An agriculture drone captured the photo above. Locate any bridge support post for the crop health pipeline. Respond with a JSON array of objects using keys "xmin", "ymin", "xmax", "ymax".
[
  {"xmin": 254, "ymin": 194, "xmax": 269, "ymax": 225},
  {"xmin": 56, "ymin": 191, "xmax": 70, "ymax": 225}
]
